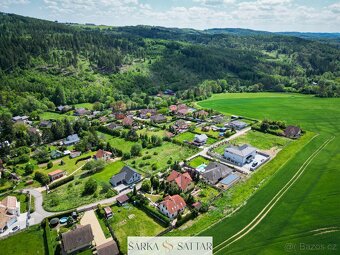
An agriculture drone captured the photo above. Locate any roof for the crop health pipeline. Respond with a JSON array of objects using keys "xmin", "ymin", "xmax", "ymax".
[
  {"xmin": 97, "ymin": 240, "xmax": 120, "ymax": 255},
  {"xmin": 0, "ymin": 207, "xmax": 15, "ymax": 230},
  {"xmin": 96, "ymin": 149, "xmax": 112, "ymax": 159},
  {"xmin": 0, "ymin": 196, "xmax": 17, "ymax": 209},
  {"xmin": 104, "ymin": 207, "xmax": 112, "ymax": 214},
  {"xmin": 284, "ymin": 126, "xmax": 301, "ymax": 137},
  {"xmin": 167, "ymin": 171, "xmax": 192, "ymax": 191},
  {"xmin": 220, "ymin": 174, "xmax": 240, "ymax": 186},
  {"xmin": 110, "ymin": 166, "xmax": 141, "ymax": 184},
  {"xmin": 62, "ymin": 225, "xmax": 94, "ymax": 252},
  {"xmin": 169, "ymin": 105, "xmax": 177, "ymax": 111},
  {"xmin": 196, "ymin": 110, "xmax": 208, "ymax": 116},
  {"xmin": 230, "ymin": 120, "xmax": 247, "ymax": 127},
  {"xmin": 194, "ymin": 134, "xmax": 208, "ymax": 142},
  {"xmin": 160, "ymin": 195, "xmax": 186, "ymax": 214},
  {"xmin": 122, "ymin": 116, "xmax": 133, "ymax": 126},
  {"xmin": 150, "ymin": 114, "xmax": 166, "ymax": 121},
  {"xmin": 177, "ymin": 108, "xmax": 188, "ymax": 115},
  {"xmin": 117, "ymin": 194, "xmax": 129, "ymax": 204},
  {"xmin": 65, "ymin": 134, "xmax": 80, "ymax": 142},
  {"xmin": 202, "ymin": 162, "xmax": 233, "ymax": 184},
  {"xmin": 48, "ymin": 169, "xmax": 64, "ymax": 177},
  {"xmin": 225, "ymin": 144, "xmax": 256, "ymax": 157}
]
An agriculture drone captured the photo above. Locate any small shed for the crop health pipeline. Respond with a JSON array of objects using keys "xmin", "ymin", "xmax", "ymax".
[{"xmin": 116, "ymin": 194, "xmax": 129, "ymax": 206}]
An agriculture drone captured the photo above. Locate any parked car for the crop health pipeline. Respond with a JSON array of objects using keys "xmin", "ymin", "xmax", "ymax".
[
  {"xmin": 11, "ymin": 226, "xmax": 20, "ymax": 232},
  {"xmin": 252, "ymin": 162, "xmax": 258, "ymax": 167},
  {"xmin": 129, "ymin": 184, "xmax": 136, "ymax": 189}
]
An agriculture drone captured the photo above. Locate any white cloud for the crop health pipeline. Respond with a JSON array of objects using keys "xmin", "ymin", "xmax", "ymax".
[
  {"xmin": 0, "ymin": 0, "xmax": 30, "ymax": 9},
  {"xmin": 193, "ymin": 0, "xmax": 235, "ymax": 6}
]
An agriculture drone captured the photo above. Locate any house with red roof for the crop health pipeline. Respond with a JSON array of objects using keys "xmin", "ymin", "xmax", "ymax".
[
  {"xmin": 166, "ymin": 170, "xmax": 194, "ymax": 193},
  {"xmin": 159, "ymin": 195, "xmax": 186, "ymax": 219},
  {"xmin": 95, "ymin": 149, "xmax": 112, "ymax": 161},
  {"xmin": 48, "ymin": 169, "xmax": 65, "ymax": 181},
  {"xmin": 122, "ymin": 116, "xmax": 134, "ymax": 127}
]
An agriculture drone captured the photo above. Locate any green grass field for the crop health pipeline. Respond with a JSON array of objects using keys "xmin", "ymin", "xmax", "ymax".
[
  {"xmin": 98, "ymin": 132, "xmax": 139, "ymax": 153},
  {"xmin": 0, "ymin": 225, "xmax": 46, "ymax": 254},
  {"xmin": 39, "ymin": 111, "xmax": 76, "ymax": 120},
  {"xmin": 188, "ymin": 156, "xmax": 211, "ymax": 168},
  {"xmin": 43, "ymin": 176, "xmax": 107, "ymax": 211},
  {"xmin": 92, "ymin": 160, "xmax": 125, "ymax": 183},
  {"xmin": 213, "ymin": 130, "xmax": 291, "ymax": 154},
  {"xmin": 107, "ymin": 204, "xmax": 166, "ymax": 254},
  {"xmin": 192, "ymin": 93, "xmax": 340, "ymax": 254},
  {"xmin": 136, "ymin": 127, "xmax": 168, "ymax": 138},
  {"xmin": 73, "ymin": 102, "xmax": 94, "ymax": 110},
  {"xmin": 126, "ymin": 142, "xmax": 197, "ymax": 173}
]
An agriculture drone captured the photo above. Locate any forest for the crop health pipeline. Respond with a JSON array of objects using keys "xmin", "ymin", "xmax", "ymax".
[{"xmin": 0, "ymin": 12, "xmax": 339, "ymax": 117}]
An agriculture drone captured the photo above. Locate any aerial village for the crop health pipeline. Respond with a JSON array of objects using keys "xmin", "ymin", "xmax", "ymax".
[{"xmin": 0, "ymin": 93, "xmax": 302, "ymax": 254}]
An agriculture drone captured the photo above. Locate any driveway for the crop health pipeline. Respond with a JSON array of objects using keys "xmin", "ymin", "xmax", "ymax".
[{"xmin": 80, "ymin": 210, "xmax": 112, "ymax": 246}]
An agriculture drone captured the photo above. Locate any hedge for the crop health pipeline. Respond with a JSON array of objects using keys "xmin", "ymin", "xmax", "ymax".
[
  {"xmin": 175, "ymin": 211, "xmax": 197, "ymax": 227},
  {"xmin": 75, "ymin": 155, "xmax": 91, "ymax": 164},
  {"xmin": 137, "ymin": 203, "xmax": 170, "ymax": 227},
  {"xmin": 98, "ymin": 125, "xmax": 121, "ymax": 137},
  {"xmin": 48, "ymin": 175, "xmax": 74, "ymax": 190}
]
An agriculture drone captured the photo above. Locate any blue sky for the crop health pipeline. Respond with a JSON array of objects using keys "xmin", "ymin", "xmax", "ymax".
[{"xmin": 1, "ymin": 0, "xmax": 339, "ymax": 32}]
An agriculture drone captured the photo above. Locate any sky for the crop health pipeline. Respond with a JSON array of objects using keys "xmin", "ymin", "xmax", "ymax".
[{"xmin": 1, "ymin": 0, "xmax": 340, "ymax": 32}]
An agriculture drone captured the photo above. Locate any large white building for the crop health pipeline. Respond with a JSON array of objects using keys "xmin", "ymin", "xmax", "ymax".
[{"xmin": 224, "ymin": 144, "xmax": 257, "ymax": 166}]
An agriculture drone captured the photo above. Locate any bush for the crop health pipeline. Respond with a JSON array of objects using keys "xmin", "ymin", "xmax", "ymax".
[
  {"xmin": 34, "ymin": 171, "xmax": 50, "ymax": 185},
  {"xmin": 83, "ymin": 178, "xmax": 97, "ymax": 195},
  {"xmin": 175, "ymin": 211, "xmax": 197, "ymax": 227},
  {"xmin": 122, "ymin": 152, "xmax": 131, "ymax": 160},
  {"xmin": 47, "ymin": 161, "xmax": 53, "ymax": 169},
  {"xmin": 24, "ymin": 163, "xmax": 35, "ymax": 175},
  {"xmin": 75, "ymin": 155, "xmax": 91, "ymax": 164},
  {"xmin": 83, "ymin": 159, "xmax": 106, "ymax": 173},
  {"xmin": 48, "ymin": 175, "xmax": 75, "ymax": 190},
  {"xmin": 141, "ymin": 179, "xmax": 151, "ymax": 193}
]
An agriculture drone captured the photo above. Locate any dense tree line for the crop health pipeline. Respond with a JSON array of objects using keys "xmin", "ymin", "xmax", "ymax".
[{"xmin": 0, "ymin": 12, "xmax": 339, "ymax": 118}]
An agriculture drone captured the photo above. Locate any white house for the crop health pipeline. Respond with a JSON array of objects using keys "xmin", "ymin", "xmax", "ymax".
[
  {"xmin": 194, "ymin": 134, "xmax": 208, "ymax": 145},
  {"xmin": 159, "ymin": 195, "xmax": 186, "ymax": 219},
  {"xmin": 0, "ymin": 196, "xmax": 20, "ymax": 233},
  {"xmin": 224, "ymin": 144, "xmax": 257, "ymax": 166},
  {"xmin": 229, "ymin": 120, "xmax": 248, "ymax": 130}
]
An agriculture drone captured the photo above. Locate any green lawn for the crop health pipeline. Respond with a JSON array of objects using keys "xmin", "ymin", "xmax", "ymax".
[
  {"xmin": 188, "ymin": 93, "xmax": 340, "ymax": 254},
  {"xmin": 188, "ymin": 156, "xmax": 211, "ymax": 168},
  {"xmin": 98, "ymin": 132, "xmax": 139, "ymax": 153},
  {"xmin": 145, "ymin": 193, "xmax": 162, "ymax": 203},
  {"xmin": 174, "ymin": 131, "xmax": 217, "ymax": 145},
  {"xmin": 194, "ymin": 127, "xmax": 220, "ymax": 138},
  {"xmin": 213, "ymin": 130, "xmax": 291, "ymax": 154},
  {"xmin": 136, "ymin": 127, "xmax": 168, "ymax": 138},
  {"xmin": 92, "ymin": 160, "xmax": 126, "ymax": 183},
  {"xmin": 0, "ymin": 225, "xmax": 46, "ymax": 254},
  {"xmin": 126, "ymin": 142, "xmax": 197, "ymax": 173},
  {"xmin": 39, "ymin": 151, "xmax": 94, "ymax": 175},
  {"xmin": 39, "ymin": 111, "xmax": 75, "ymax": 121},
  {"xmin": 74, "ymin": 102, "xmax": 94, "ymax": 110},
  {"xmin": 107, "ymin": 204, "xmax": 166, "ymax": 254},
  {"xmin": 196, "ymin": 182, "xmax": 220, "ymax": 204},
  {"xmin": 43, "ymin": 176, "xmax": 107, "ymax": 212}
]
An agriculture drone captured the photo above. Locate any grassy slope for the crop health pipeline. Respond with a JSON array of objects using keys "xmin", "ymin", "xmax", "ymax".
[
  {"xmin": 0, "ymin": 225, "xmax": 46, "ymax": 254},
  {"xmin": 196, "ymin": 93, "xmax": 340, "ymax": 254}
]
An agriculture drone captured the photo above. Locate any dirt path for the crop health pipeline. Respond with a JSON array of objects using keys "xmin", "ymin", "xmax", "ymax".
[
  {"xmin": 80, "ymin": 210, "xmax": 112, "ymax": 246},
  {"xmin": 213, "ymin": 135, "xmax": 334, "ymax": 254}
]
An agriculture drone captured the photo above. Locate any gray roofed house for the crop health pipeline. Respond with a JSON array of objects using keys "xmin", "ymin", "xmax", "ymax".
[
  {"xmin": 39, "ymin": 120, "xmax": 52, "ymax": 128},
  {"xmin": 61, "ymin": 224, "xmax": 94, "ymax": 254},
  {"xmin": 110, "ymin": 166, "xmax": 141, "ymax": 187},
  {"xmin": 201, "ymin": 162, "xmax": 233, "ymax": 185},
  {"xmin": 64, "ymin": 134, "xmax": 80, "ymax": 145},
  {"xmin": 224, "ymin": 144, "xmax": 257, "ymax": 166},
  {"xmin": 194, "ymin": 134, "xmax": 208, "ymax": 145},
  {"xmin": 229, "ymin": 120, "xmax": 248, "ymax": 130},
  {"xmin": 284, "ymin": 126, "xmax": 301, "ymax": 139},
  {"xmin": 150, "ymin": 114, "xmax": 167, "ymax": 123},
  {"xmin": 97, "ymin": 240, "xmax": 120, "ymax": 255}
]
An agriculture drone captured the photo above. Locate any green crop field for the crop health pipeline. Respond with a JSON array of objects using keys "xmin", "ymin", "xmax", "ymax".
[{"xmin": 192, "ymin": 93, "xmax": 340, "ymax": 254}]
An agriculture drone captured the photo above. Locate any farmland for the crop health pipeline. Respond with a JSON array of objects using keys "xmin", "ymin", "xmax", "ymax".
[{"xmin": 194, "ymin": 93, "xmax": 340, "ymax": 254}]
